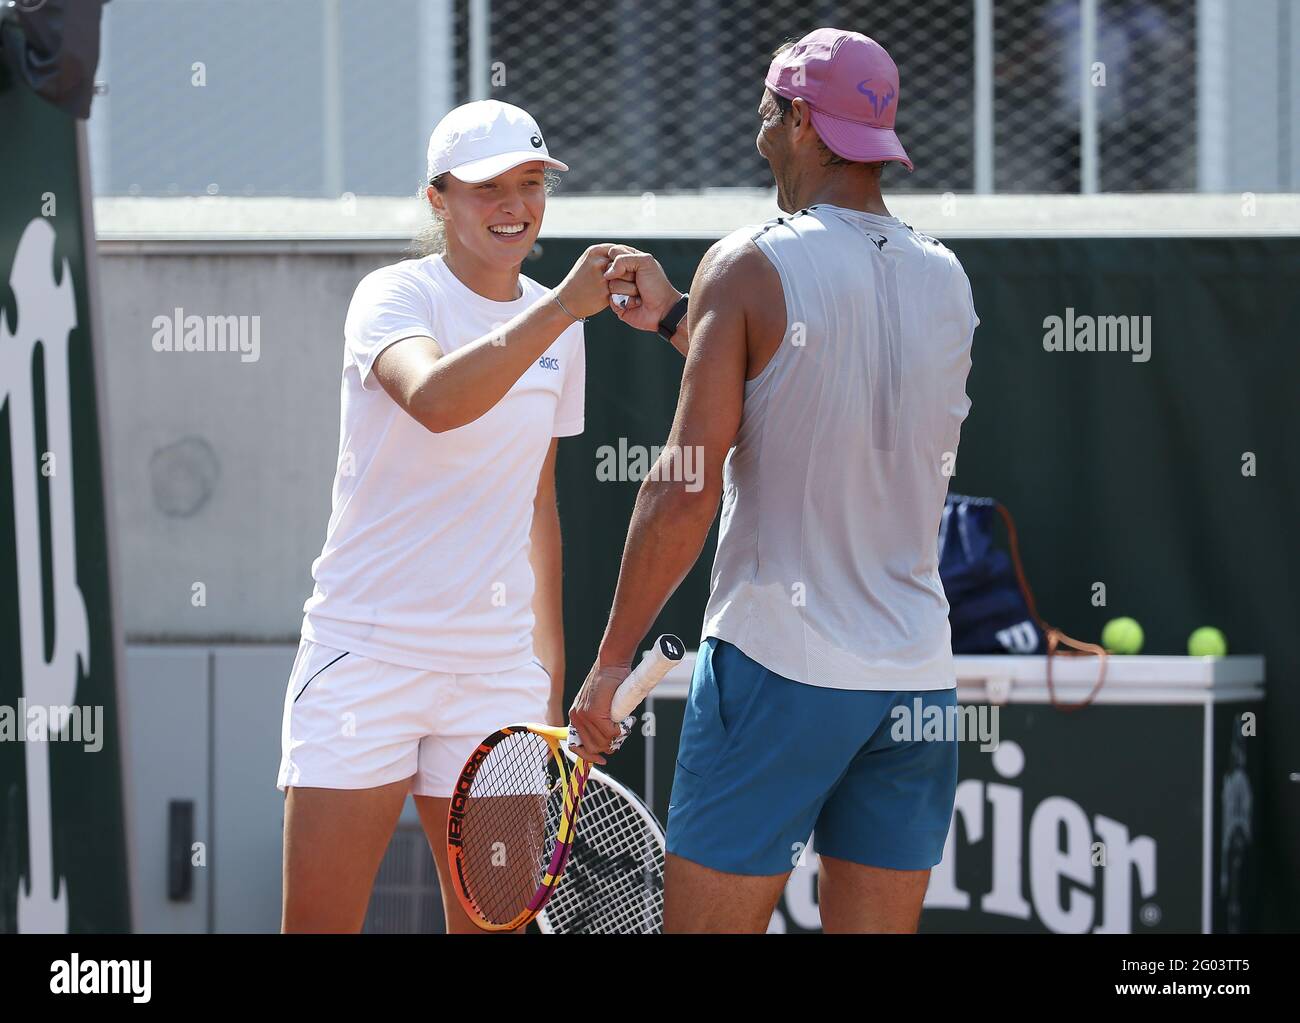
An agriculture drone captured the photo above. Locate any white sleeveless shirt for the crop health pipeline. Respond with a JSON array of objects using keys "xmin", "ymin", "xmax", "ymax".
[{"xmin": 700, "ymin": 204, "xmax": 976, "ymax": 690}]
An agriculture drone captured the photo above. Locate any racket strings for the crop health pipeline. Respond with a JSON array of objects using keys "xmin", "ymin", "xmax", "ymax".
[
  {"xmin": 457, "ymin": 731, "xmax": 565, "ymax": 926},
  {"xmin": 541, "ymin": 775, "xmax": 665, "ymax": 934}
]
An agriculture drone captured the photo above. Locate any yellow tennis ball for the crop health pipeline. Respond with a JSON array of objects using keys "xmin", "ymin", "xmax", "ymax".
[
  {"xmin": 1188, "ymin": 627, "xmax": 1227, "ymax": 657},
  {"xmin": 1102, "ymin": 616, "xmax": 1144, "ymax": 654}
]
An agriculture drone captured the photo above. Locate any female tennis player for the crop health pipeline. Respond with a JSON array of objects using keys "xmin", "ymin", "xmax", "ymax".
[{"xmin": 277, "ymin": 99, "xmax": 624, "ymax": 933}]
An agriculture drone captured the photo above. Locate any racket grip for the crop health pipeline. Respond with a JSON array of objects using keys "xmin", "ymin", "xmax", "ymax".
[{"xmin": 609, "ymin": 634, "xmax": 685, "ymax": 720}]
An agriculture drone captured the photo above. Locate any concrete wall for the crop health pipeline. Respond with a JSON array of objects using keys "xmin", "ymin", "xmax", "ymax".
[{"xmin": 98, "ymin": 249, "xmax": 404, "ymax": 640}]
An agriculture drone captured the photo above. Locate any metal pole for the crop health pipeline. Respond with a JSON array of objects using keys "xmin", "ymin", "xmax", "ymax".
[
  {"xmin": 1279, "ymin": 0, "xmax": 1292, "ymax": 190},
  {"xmin": 418, "ymin": 1, "xmax": 455, "ymax": 161},
  {"xmin": 1195, "ymin": 0, "xmax": 1228, "ymax": 192},
  {"xmin": 470, "ymin": 0, "xmax": 491, "ymax": 101},
  {"xmin": 974, "ymin": 0, "xmax": 995, "ymax": 193},
  {"xmin": 88, "ymin": 7, "xmax": 112, "ymax": 194},
  {"xmin": 321, "ymin": 0, "xmax": 343, "ymax": 197},
  {"xmin": 1079, "ymin": 0, "xmax": 1099, "ymax": 193}
]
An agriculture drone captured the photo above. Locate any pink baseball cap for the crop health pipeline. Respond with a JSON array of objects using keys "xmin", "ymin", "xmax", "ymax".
[{"xmin": 765, "ymin": 28, "xmax": 913, "ymax": 172}]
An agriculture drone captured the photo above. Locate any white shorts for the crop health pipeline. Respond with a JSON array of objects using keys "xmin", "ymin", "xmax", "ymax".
[{"xmin": 276, "ymin": 638, "xmax": 551, "ymax": 797}]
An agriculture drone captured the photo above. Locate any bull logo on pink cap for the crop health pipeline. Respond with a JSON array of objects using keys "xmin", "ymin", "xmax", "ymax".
[{"xmin": 856, "ymin": 79, "xmax": 896, "ymax": 121}]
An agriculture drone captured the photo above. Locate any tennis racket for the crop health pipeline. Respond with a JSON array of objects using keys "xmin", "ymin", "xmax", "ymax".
[
  {"xmin": 536, "ymin": 760, "xmax": 665, "ymax": 934},
  {"xmin": 447, "ymin": 634, "xmax": 683, "ymax": 932}
]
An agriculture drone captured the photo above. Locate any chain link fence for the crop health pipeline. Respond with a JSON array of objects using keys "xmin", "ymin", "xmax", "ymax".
[
  {"xmin": 92, "ymin": 0, "xmax": 1295, "ymax": 197},
  {"xmin": 995, "ymin": 0, "xmax": 1197, "ymax": 191}
]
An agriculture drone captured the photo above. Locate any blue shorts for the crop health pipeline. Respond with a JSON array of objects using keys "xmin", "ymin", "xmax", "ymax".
[{"xmin": 666, "ymin": 637, "xmax": 958, "ymax": 876}]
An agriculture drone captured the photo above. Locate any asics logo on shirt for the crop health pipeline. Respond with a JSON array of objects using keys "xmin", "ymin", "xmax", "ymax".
[{"xmin": 537, "ymin": 356, "xmax": 560, "ymax": 370}]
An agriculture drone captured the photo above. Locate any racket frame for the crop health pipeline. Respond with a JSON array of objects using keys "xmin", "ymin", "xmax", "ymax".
[
  {"xmin": 447, "ymin": 634, "xmax": 682, "ymax": 932},
  {"xmin": 536, "ymin": 757, "xmax": 666, "ymax": 935},
  {"xmin": 447, "ymin": 723, "xmax": 591, "ymax": 932}
]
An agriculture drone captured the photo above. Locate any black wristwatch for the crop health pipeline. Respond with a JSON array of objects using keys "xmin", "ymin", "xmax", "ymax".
[{"xmin": 657, "ymin": 293, "xmax": 689, "ymax": 341}]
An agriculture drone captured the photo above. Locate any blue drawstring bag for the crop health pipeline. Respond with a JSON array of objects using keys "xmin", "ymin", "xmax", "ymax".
[
  {"xmin": 938, "ymin": 494, "xmax": 1043, "ymax": 654},
  {"xmin": 938, "ymin": 493, "xmax": 1108, "ymax": 710}
]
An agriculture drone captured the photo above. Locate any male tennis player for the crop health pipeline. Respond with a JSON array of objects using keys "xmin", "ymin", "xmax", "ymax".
[{"xmin": 570, "ymin": 28, "xmax": 978, "ymax": 933}]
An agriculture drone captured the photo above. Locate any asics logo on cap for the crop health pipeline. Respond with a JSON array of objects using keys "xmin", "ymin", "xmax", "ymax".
[{"xmin": 856, "ymin": 79, "xmax": 896, "ymax": 119}]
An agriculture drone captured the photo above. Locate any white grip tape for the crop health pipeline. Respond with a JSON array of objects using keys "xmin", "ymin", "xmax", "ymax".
[
  {"xmin": 568, "ymin": 634, "xmax": 684, "ymax": 753},
  {"xmin": 610, "ymin": 634, "xmax": 685, "ymax": 719}
]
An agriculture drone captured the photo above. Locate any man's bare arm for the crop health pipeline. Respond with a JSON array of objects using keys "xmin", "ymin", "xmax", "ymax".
[
  {"xmin": 567, "ymin": 237, "xmax": 786, "ymax": 761},
  {"xmin": 611, "ymin": 242, "xmax": 761, "ymax": 654},
  {"xmin": 603, "ymin": 249, "xmax": 691, "ymax": 356}
]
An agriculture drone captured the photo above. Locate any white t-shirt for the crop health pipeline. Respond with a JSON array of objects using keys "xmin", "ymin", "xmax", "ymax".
[{"xmin": 302, "ymin": 254, "xmax": 585, "ymax": 673}]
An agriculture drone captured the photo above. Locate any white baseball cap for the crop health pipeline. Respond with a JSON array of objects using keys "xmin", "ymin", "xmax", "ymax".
[{"xmin": 426, "ymin": 100, "xmax": 569, "ymax": 184}]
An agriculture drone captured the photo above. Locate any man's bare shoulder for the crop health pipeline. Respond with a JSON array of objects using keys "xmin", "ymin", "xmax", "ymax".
[
  {"xmin": 688, "ymin": 228, "xmax": 786, "ymax": 364},
  {"xmin": 693, "ymin": 229, "xmax": 781, "ymax": 304}
]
